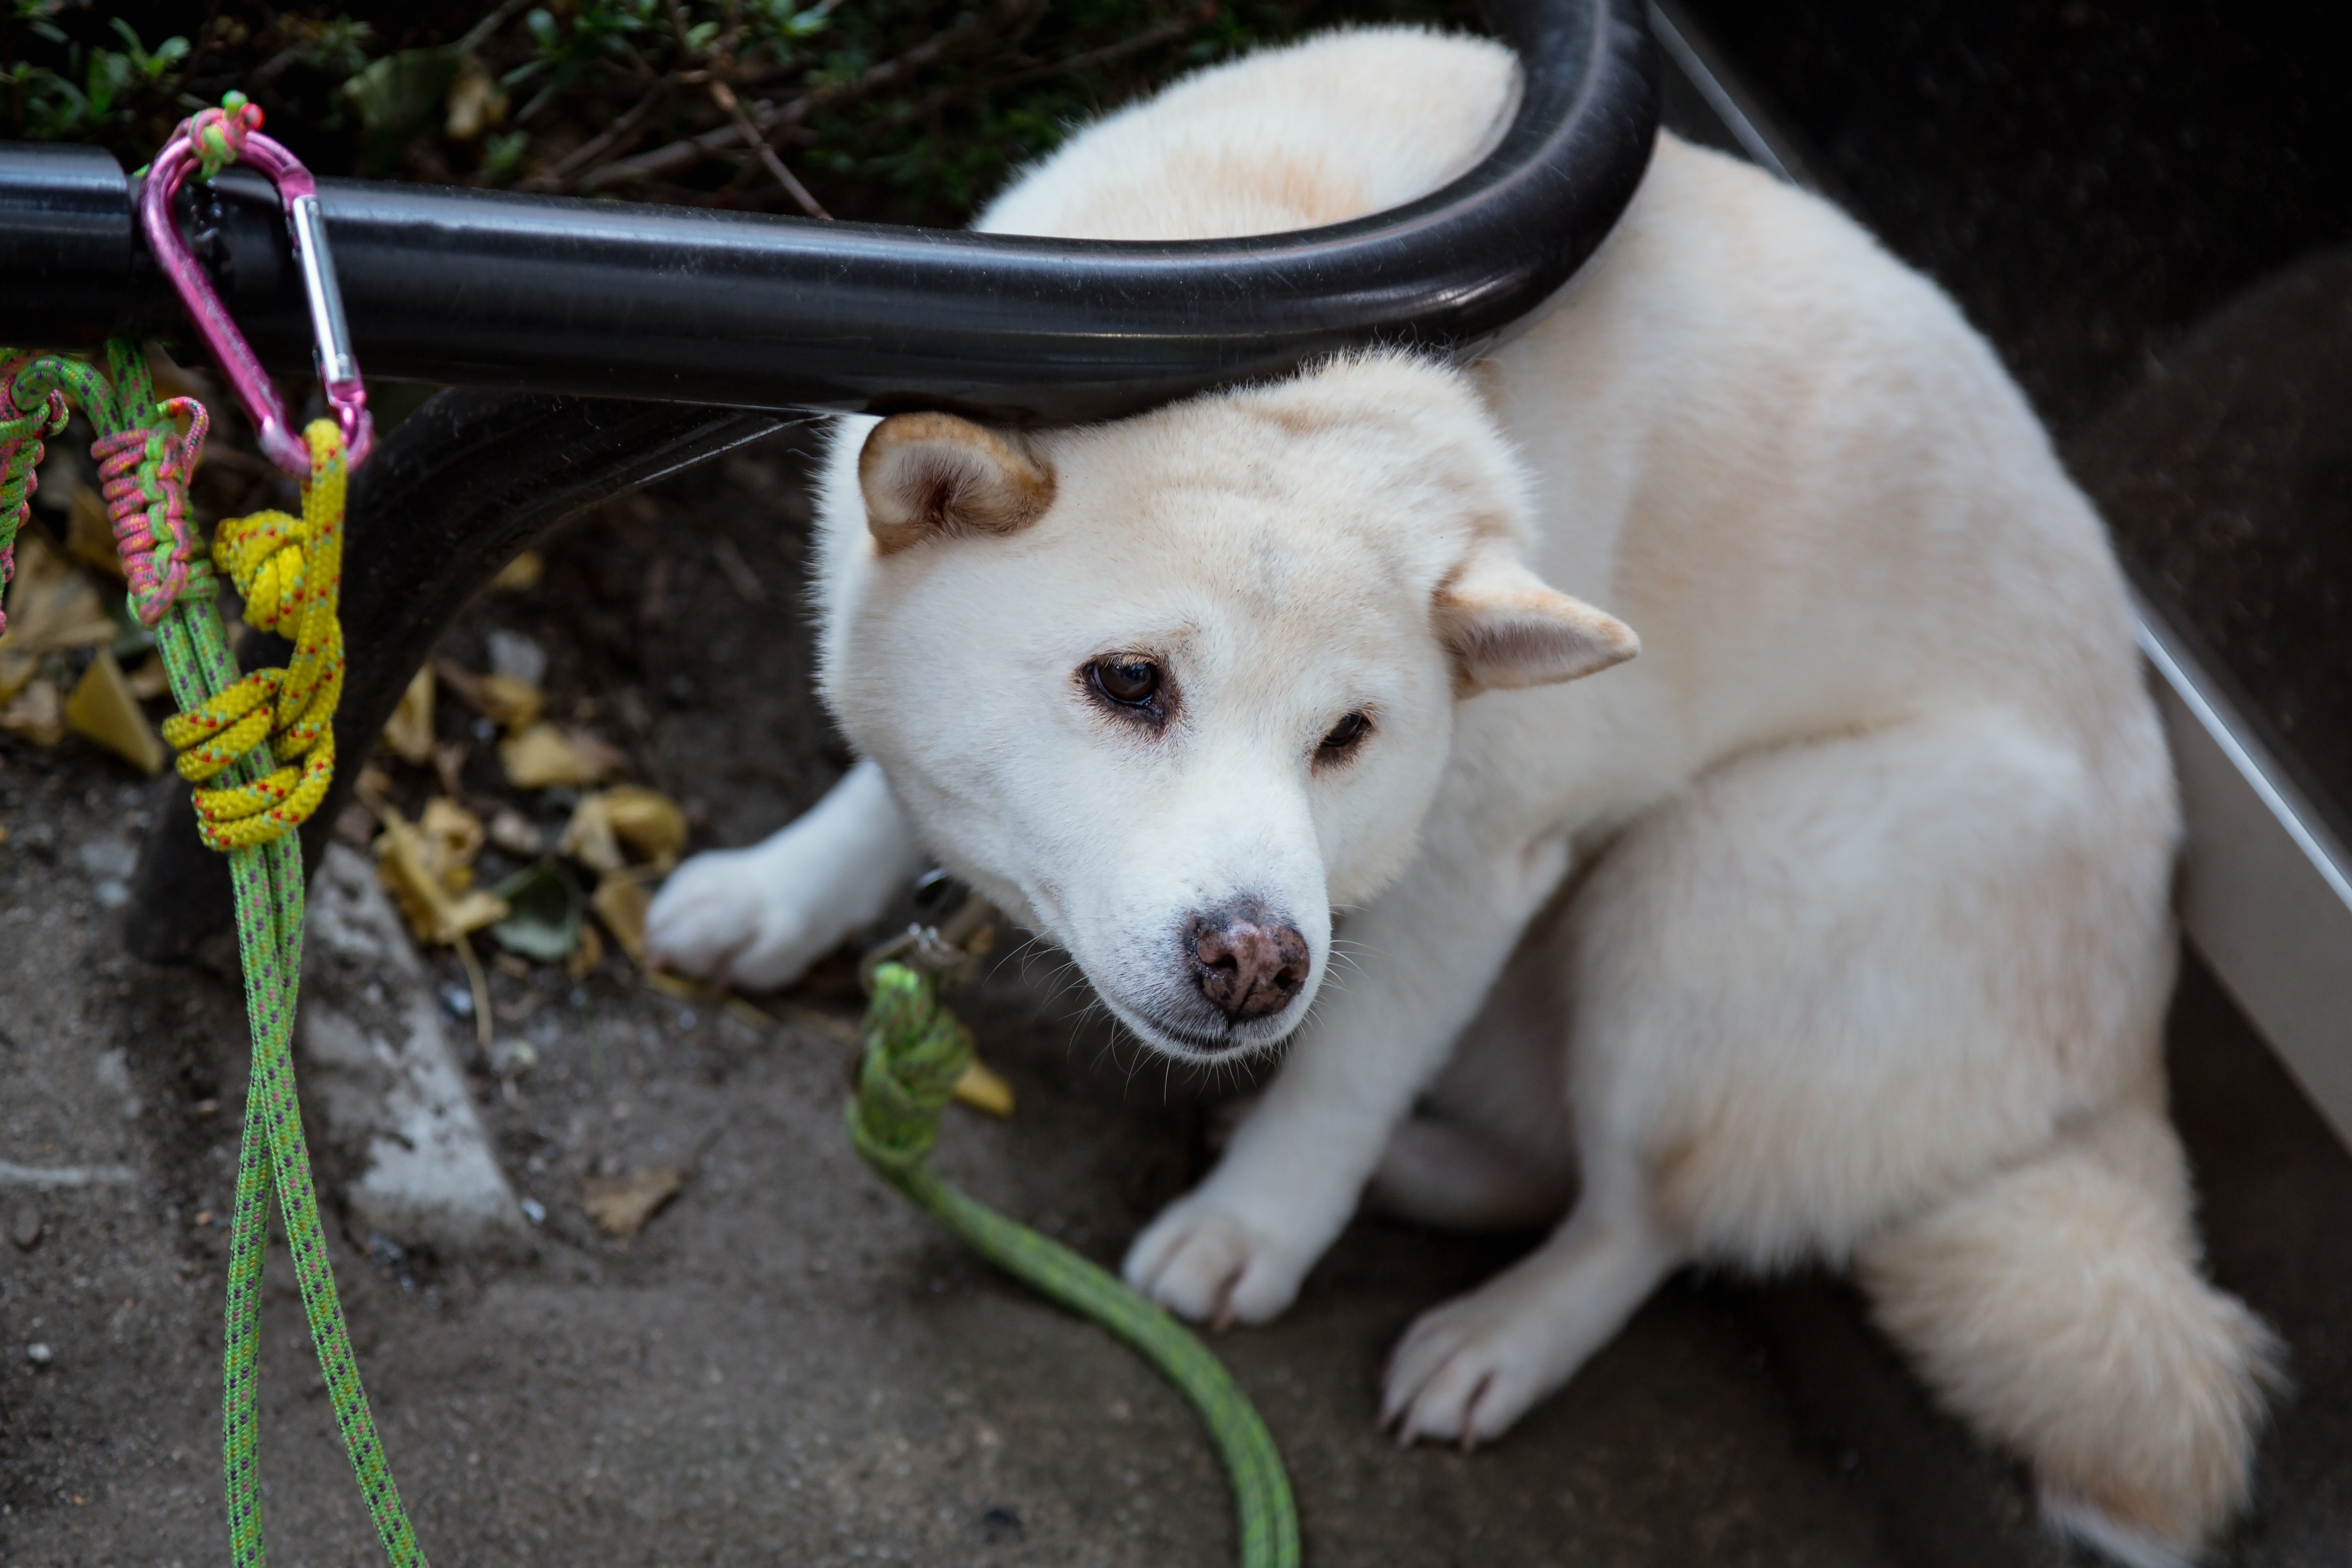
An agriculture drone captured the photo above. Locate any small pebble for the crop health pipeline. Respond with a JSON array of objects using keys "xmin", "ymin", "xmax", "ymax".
[
  {"xmin": 519, "ymin": 1197, "xmax": 546, "ymax": 1226},
  {"xmin": 25, "ymin": 1342, "xmax": 52, "ymax": 1365},
  {"xmin": 9, "ymin": 1205, "xmax": 40, "ymax": 1250}
]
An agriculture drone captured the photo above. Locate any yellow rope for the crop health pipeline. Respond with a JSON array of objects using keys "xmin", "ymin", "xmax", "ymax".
[{"xmin": 161, "ymin": 419, "xmax": 347, "ymax": 851}]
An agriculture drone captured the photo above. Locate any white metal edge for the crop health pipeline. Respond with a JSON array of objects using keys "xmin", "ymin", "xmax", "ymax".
[{"xmin": 2134, "ymin": 603, "xmax": 2352, "ymax": 1148}]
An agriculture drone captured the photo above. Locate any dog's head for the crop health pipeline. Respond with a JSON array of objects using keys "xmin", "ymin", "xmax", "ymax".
[{"xmin": 817, "ymin": 353, "xmax": 1635, "ymax": 1058}]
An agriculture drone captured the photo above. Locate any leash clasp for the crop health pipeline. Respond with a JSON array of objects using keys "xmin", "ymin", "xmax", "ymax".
[
  {"xmin": 859, "ymin": 884, "xmax": 998, "ymax": 995},
  {"xmin": 138, "ymin": 95, "xmax": 373, "ymax": 477}
]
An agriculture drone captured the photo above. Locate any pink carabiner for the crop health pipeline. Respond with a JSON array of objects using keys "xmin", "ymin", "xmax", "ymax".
[{"xmin": 138, "ymin": 98, "xmax": 373, "ymax": 478}]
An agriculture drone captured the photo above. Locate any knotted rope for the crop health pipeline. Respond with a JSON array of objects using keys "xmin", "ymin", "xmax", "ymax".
[
  {"xmin": 3, "ymin": 329, "xmax": 419, "ymax": 1568},
  {"xmin": 160, "ymin": 421, "xmax": 346, "ymax": 849},
  {"xmin": 91, "ymin": 394, "xmax": 207, "ymax": 625},
  {"xmin": 192, "ymin": 91, "xmax": 264, "ymax": 180},
  {"xmin": 853, "ymin": 961, "xmax": 1301, "ymax": 1568},
  {"xmin": 0, "ymin": 354, "xmax": 67, "ymax": 633}
]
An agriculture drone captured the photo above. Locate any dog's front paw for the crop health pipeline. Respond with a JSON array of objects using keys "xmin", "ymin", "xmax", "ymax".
[
  {"xmin": 643, "ymin": 846, "xmax": 842, "ymax": 991},
  {"xmin": 1380, "ymin": 1290, "xmax": 1558, "ymax": 1449},
  {"xmin": 1122, "ymin": 1195, "xmax": 1312, "ymax": 1327}
]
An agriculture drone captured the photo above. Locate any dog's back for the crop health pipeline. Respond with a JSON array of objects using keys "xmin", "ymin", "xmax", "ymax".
[{"xmin": 976, "ymin": 29, "xmax": 1517, "ymax": 241}]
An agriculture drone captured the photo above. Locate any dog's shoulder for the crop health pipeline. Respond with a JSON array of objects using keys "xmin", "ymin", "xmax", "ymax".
[{"xmin": 975, "ymin": 27, "xmax": 1517, "ymax": 241}]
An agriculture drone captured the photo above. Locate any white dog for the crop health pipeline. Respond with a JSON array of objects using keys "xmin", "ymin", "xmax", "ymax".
[{"xmin": 646, "ymin": 29, "xmax": 2279, "ymax": 1564}]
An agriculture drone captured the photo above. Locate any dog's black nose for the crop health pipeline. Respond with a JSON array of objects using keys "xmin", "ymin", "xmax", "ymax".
[{"xmin": 1185, "ymin": 901, "xmax": 1310, "ymax": 1022}]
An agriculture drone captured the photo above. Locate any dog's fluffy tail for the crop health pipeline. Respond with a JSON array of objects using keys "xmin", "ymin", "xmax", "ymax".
[{"xmin": 1856, "ymin": 1104, "xmax": 2283, "ymax": 1567}]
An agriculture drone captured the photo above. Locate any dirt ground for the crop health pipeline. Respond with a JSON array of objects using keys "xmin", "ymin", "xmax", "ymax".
[{"xmin": 3, "ymin": 429, "xmax": 2349, "ymax": 1568}]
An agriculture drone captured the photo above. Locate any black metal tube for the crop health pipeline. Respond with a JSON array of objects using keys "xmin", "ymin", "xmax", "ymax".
[{"xmin": 2, "ymin": 0, "xmax": 1655, "ymax": 425}]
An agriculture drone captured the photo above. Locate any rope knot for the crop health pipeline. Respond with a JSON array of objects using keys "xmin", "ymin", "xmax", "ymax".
[
  {"xmin": 0, "ymin": 356, "xmax": 70, "ymax": 636},
  {"xmin": 848, "ymin": 963, "xmax": 976, "ymax": 1172},
  {"xmin": 190, "ymin": 93, "xmax": 264, "ymax": 181},
  {"xmin": 92, "ymin": 395, "xmax": 207, "ymax": 626},
  {"xmin": 160, "ymin": 419, "xmax": 347, "ymax": 852}
]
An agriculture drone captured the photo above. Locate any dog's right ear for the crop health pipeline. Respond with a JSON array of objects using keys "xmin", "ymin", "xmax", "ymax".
[{"xmin": 858, "ymin": 412, "xmax": 1056, "ymax": 554}]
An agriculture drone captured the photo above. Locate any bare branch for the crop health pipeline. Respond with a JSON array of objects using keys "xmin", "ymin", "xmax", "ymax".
[
  {"xmin": 521, "ymin": 83, "xmax": 674, "ymax": 193},
  {"xmin": 587, "ymin": 0, "xmax": 1046, "ymax": 191},
  {"xmin": 872, "ymin": 5, "xmax": 1218, "ymax": 134},
  {"xmin": 709, "ymin": 78, "xmax": 830, "ymax": 219}
]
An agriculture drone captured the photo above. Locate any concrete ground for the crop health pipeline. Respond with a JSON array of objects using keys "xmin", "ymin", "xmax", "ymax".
[{"xmin": 4, "ymin": 400, "xmax": 2350, "ymax": 1567}]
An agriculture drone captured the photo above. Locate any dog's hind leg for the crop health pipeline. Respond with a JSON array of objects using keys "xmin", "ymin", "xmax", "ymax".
[
  {"xmin": 1370, "ymin": 931, "xmax": 1581, "ymax": 1232},
  {"xmin": 1368, "ymin": 1114, "xmax": 1574, "ymax": 1232},
  {"xmin": 1858, "ymin": 1104, "xmax": 2283, "ymax": 1568},
  {"xmin": 1380, "ymin": 1154, "xmax": 1681, "ymax": 1445},
  {"xmin": 644, "ymin": 757, "xmax": 925, "ymax": 989}
]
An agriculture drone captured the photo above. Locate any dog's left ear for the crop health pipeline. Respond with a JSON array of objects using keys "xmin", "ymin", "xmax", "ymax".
[
  {"xmin": 1434, "ymin": 545, "xmax": 1639, "ymax": 694},
  {"xmin": 859, "ymin": 412, "xmax": 1056, "ymax": 554}
]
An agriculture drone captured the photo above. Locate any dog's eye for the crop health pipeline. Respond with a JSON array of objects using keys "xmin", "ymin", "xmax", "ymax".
[
  {"xmin": 1319, "ymin": 711, "xmax": 1372, "ymax": 757},
  {"xmin": 1089, "ymin": 657, "xmax": 1162, "ymax": 708}
]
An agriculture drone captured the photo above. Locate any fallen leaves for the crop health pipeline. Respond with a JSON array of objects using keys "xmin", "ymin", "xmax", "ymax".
[
  {"xmin": 486, "ymin": 860, "xmax": 581, "ymax": 963},
  {"xmin": 498, "ymin": 723, "xmax": 624, "ymax": 789},
  {"xmin": 589, "ymin": 871, "xmax": 654, "ymax": 966},
  {"xmin": 438, "ymin": 658, "xmax": 546, "ymax": 733},
  {"xmin": 952, "ymin": 1059, "xmax": 1017, "ymax": 1119},
  {"xmin": 490, "ymin": 551, "xmax": 544, "ymax": 594},
  {"xmin": 381, "ymin": 666, "xmax": 436, "ymax": 766},
  {"xmin": 560, "ymin": 786, "xmax": 688, "ymax": 875},
  {"xmin": 581, "ymin": 1167, "xmax": 683, "ymax": 1239},
  {"xmin": 374, "ymin": 802, "xmax": 509, "ymax": 947},
  {"xmin": 62, "ymin": 648, "xmax": 167, "ymax": 774},
  {"xmin": 1, "ymin": 530, "xmax": 115, "ymax": 706},
  {"xmin": 0, "ymin": 678, "xmax": 61, "ymax": 746}
]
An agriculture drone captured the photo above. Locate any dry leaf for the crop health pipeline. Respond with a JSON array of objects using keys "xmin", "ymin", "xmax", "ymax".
[
  {"xmin": 487, "ymin": 806, "xmax": 543, "ymax": 857},
  {"xmin": 581, "ymin": 1167, "xmax": 682, "ymax": 1239},
  {"xmin": 432, "ymin": 740, "xmax": 469, "ymax": 800},
  {"xmin": 558, "ymin": 791, "xmax": 624, "ymax": 875},
  {"xmin": 435, "ymin": 659, "xmax": 545, "ymax": 731},
  {"xmin": 566, "ymin": 918, "xmax": 604, "ymax": 979},
  {"xmin": 490, "ymin": 551, "xmax": 544, "ymax": 594},
  {"xmin": 124, "ymin": 654, "xmax": 171, "ymax": 701},
  {"xmin": 590, "ymin": 871, "xmax": 652, "ymax": 964},
  {"xmin": 952, "ymin": 1059, "xmax": 1017, "ymax": 1118},
  {"xmin": 0, "ymin": 678, "xmax": 62, "ymax": 746},
  {"xmin": 603, "ymin": 786, "xmax": 686, "ymax": 866},
  {"xmin": 419, "ymin": 797, "xmax": 486, "ymax": 880},
  {"xmin": 0, "ymin": 531, "xmax": 114, "ymax": 702},
  {"xmin": 561, "ymin": 786, "xmax": 686, "ymax": 875},
  {"xmin": 373, "ymin": 806, "xmax": 510, "ymax": 945},
  {"xmin": 500, "ymin": 723, "xmax": 623, "ymax": 789},
  {"xmin": 382, "ymin": 665, "xmax": 435, "ymax": 765},
  {"xmin": 62, "ymin": 648, "xmax": 167, "ymax": 774},
  {"xmin": 477, "ymin": 673, "xmax": 545, "ymax": 731},
  {"xmin": 64, "ymin": 487, "xmax": 126, "ymax": 582}
]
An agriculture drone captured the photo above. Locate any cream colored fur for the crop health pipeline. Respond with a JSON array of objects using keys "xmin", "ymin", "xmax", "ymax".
[{"xmin": 643, "ymin": 28, "xmax": 2281, "ymax": 1562}]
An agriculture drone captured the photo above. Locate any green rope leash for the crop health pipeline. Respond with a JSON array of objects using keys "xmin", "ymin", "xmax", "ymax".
[
  {"xmin": 850, "ymin": 960, "xmax": 1302, "ymax": 1568},
  {"xmin": 2, "ymin": 342, "xmax": 424, "ymax": 1567}
]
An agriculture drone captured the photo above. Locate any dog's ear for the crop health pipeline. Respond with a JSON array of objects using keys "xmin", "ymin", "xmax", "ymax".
[
  {"xmin": 858, "ymin": 412, "xmax": 1056, "ymax": 554},
  {"xmin": 1434, "ymin": 545, "xmax": 1639, "ymax": 694}
]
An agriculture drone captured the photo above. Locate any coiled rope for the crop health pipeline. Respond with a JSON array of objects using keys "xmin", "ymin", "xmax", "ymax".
[{"xmin": 852, "ymin": 960, "xmax": 1302, "ymax": 1568}]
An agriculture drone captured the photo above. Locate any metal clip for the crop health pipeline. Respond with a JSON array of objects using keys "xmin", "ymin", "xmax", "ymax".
[
  {"xmin": 859, "ymin": 891, "xmax": 998, "ymax": 995},
  {"xmin": 139, "ymin": 103, "xmax": 373, "ymax": 477}
]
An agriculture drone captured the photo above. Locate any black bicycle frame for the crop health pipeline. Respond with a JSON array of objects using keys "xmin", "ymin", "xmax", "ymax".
[{"xmin": 0, "ymin": 0, "xmax": 1657, "ymax": 954}]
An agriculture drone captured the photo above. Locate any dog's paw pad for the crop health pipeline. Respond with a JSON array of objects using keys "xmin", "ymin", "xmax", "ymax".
[
  {"xmin": 644, "ymin": 849, "xmax": 830, "ymax": 989},
  {"xmin": 1123, "ymin": 1202, "xmax": 1304, "ymax": 1326},
  {"xmin": 1380, "ymin": 1296, "xmax": 1551, "ymax": 1448}
]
